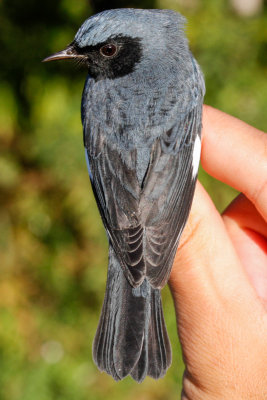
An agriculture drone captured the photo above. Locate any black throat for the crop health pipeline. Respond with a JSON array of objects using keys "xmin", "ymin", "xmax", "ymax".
[{"xmin": 73, "ymin": 35, "xmax": 143, "ymax": 80}]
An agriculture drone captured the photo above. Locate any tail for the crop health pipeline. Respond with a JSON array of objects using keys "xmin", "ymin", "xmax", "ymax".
[{"xmin": 93, "ymin": 247, "xmax": 172, "ymax": 382}]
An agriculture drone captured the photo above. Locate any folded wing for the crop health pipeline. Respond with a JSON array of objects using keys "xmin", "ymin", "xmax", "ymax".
[{"xmin": 140, "ymin": 105, "xmax": 203, "ymax": 288}]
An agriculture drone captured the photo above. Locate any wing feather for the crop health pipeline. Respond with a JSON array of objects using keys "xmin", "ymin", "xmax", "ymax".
[
  {"xmin": 140, "ymin": 105, "xmax": 202, "ymax": 288},
  {"xmin": 83, "ymin": 65, "xmax": 204, "ymax": 289},
  {"xmin": 86, "ymin": 131, "xmax": 146, "ymax": 287}
]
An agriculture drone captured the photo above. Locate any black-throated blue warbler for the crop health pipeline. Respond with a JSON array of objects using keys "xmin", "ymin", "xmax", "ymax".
[{"xmin": 43, "ymin": 8, "xmax": 205, "ymax": 382}]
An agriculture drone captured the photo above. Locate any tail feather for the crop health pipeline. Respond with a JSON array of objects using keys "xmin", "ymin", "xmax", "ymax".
[
  {"xmin": 93, "ymin": 247, "xmax": 171, "ymax": 382},
  {"xmin": 92, "ymin": 262, "xmax": 118, "ymax": 378},
  {"xmin": 147, "ymin": 289, "xmax": 172, "ymax": 378}
]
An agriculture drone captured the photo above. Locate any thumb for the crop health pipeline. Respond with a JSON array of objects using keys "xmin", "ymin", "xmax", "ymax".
[{"xmin": 169, "ymin": 181, "xmax": 260, "ymax": 319}]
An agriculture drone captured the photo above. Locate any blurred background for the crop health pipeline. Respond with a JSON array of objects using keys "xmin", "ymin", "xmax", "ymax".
[{"xmin": 0, "ymin": 0, "xmax": 266, "ymax": 399}]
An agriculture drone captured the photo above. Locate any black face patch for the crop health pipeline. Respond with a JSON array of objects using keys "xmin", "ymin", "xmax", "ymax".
[{"xmin": 72, "ymin": 35, "xmax": 143, "ymax": 80}]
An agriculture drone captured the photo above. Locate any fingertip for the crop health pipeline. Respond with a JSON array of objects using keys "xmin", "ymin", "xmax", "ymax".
[{"xmin": 200, "ymin": 105, "xmax": 267, "ymax": 220}]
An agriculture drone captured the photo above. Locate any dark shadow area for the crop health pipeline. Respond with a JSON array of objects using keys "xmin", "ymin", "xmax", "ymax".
[{"xmin": 91, "ymin": 0, "xmax": 156, "ymax": 12}]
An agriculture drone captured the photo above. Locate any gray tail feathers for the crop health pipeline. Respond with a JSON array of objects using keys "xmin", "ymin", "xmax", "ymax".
[{"xmin": 93, "ymin": 247, "xmax": 172, "ymax": 382}]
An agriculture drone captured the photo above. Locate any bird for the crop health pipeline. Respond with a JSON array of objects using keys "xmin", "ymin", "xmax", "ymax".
[{"xmin": 43, "ymin": 8, "xmax": 205, "ymax": 382}]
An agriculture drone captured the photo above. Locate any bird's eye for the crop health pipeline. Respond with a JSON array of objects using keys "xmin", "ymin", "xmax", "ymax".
[{"xmin": 100, "ymin": 44, "xmax": 118, "ymax": 58}]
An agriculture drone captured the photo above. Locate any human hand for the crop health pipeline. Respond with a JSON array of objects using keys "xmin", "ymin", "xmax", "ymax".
[{"xmin": 169, "ymin": 105, "xmax": 267, "ymax": 399}]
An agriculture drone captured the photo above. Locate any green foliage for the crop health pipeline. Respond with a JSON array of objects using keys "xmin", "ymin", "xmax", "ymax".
[{"xmin": 0, "ymin": 0, "xmax": 266, "ymax": 399}]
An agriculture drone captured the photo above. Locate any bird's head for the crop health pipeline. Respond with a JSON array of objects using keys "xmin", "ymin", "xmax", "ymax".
[{"xmin": 43, "ymin": 8, "xmax": 188, "ymax": 81}]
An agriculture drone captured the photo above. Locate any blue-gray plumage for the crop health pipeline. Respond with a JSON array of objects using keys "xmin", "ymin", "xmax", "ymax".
[{"xmin": 43, "ymin": 8, "xmax": 205, "ymax": 382}]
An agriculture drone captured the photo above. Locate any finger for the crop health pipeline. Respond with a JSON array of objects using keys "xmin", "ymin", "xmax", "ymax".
[
  {"xmin": 223, "ymin": 193, "xmax": 267, "ymax": 304},
  {"xmin": 169, "ymin": 182, "xmax": 262, "ymax": 315},
  {"xmin": 172, "ymin": 187, "xmax": 267, "ymax": 400},
  {"xmin": 223, "ymin": 192, "xmax": 267, "ymax": 237},
  {"xmin": 201, "ymin": 105, "xmax": 267, "ymax": 220}
]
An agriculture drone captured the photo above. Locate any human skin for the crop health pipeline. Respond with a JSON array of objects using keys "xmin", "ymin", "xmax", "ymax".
[{"xmin": 169, "ymin": 105, "xmax": 267, "ymax": 399}]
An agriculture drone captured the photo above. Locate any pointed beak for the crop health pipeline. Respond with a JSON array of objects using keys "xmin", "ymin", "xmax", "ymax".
[{"xmin": 42, "ymin": 45, "xmax": 81, "ymax": 62}]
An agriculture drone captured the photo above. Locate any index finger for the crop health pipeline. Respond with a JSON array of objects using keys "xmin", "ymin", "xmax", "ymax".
[{"xmin": 201, "ymin": 105, "xmax": 267, "ymax": 220}]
